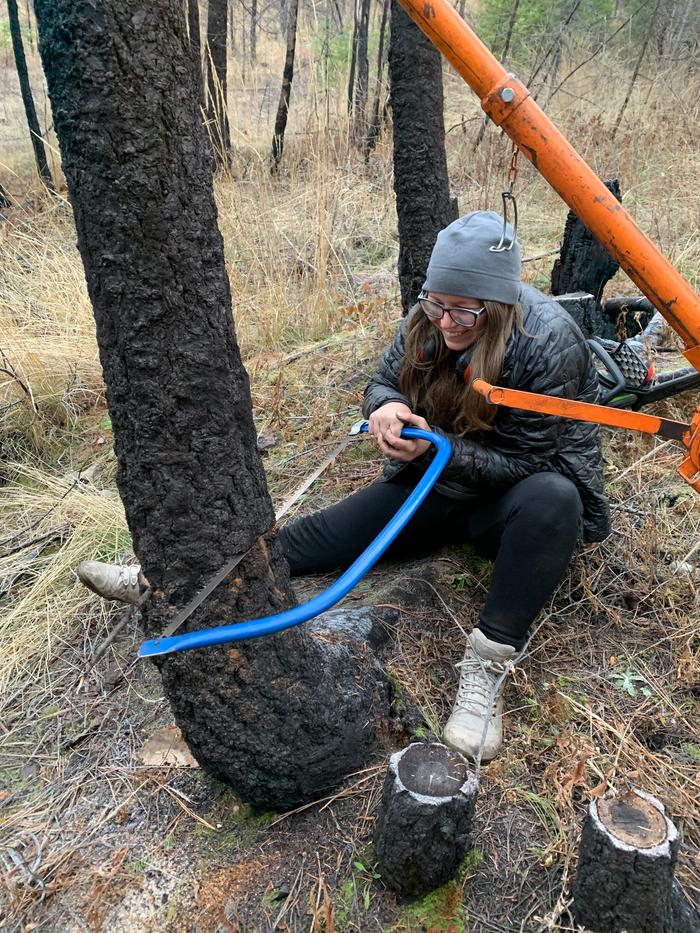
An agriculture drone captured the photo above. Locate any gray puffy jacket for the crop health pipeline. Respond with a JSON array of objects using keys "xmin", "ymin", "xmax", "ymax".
[{"xmin": 362, "ymin": 283, "xmax": 611, "ymax": 542}]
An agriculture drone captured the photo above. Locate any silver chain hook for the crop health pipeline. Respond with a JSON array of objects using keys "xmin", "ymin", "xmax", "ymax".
[
  {"xmin": 490, "ymin": 141, "xmax": 520, "ymax": 253},
  {"xmin": 489, "ymin": 189, "xmax": 518, "ymax": 252}
]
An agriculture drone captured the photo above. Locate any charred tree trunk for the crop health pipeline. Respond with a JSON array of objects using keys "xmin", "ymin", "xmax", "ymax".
[
  {"xmin": 206, "ymin": 0, "xmax": 231, "ymax": 167},
  {"xmin": 364, "ymin": 0, "xmax": 389, "ymax": 157},
  {"xmin": 572, "ymin": 788, "xmax": 699, "ymax": 933},
  {"xmin": 7, "ymin": 0, "xmax": 55, "ymax": 190},
  {"xmin": 389, "ymin": 0, "xmax": 457, "ymax": 312},
  {"xmin": 373, "ymin": 743, "xmax": 478, "ymax": 898},
  {"xmin": 34, "ymin": 0, "xmax": 391, "ymax": 811},
  {"xmin": 551, "ymin": 179, "xmax": 621, "ymax": 308},
  {"xmin": 270, "ymin": 0, "xmax": 299, "ymax": 169},
  {"xmin": 186, "ymin": 0, "xmax": 203, "ymax": 99},
  {"xmin": 347, "ymin": 0, "xmax": 360, "ymax": 117},
  {"xmin": 351, "ymin": 0, "xmax": 371, "ymax": 144}
]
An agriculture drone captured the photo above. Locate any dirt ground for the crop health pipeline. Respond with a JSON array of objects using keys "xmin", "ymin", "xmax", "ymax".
[{"xmin": 3, "ymin": 513, "xmax": 700, "ymax": 932}]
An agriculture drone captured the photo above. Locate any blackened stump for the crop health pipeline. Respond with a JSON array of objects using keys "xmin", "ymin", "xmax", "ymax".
[
  {"xmin": 34, "ymin": 0, "xmax": 391, "ymax": 812},
  {"xmin": 373, "ymin": 742, "xmax": 478, "ymax": 898},
  {"xmin": 572, "ymin": 787, "xmax": 699, "ymax": 933},
  {"xmin": 551, "ymin": 180, "xmax": 622, "ymax": 307}
]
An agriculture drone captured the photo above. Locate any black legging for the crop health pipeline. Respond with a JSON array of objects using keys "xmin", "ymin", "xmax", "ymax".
[{"xmin": 279, "ymin": 469, "xmax": 583, "ymax": 649}]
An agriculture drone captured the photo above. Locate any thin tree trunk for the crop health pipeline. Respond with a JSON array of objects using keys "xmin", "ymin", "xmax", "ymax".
[
  {"xmin": 389, "ymin": 0, "xmax": 458, "ymax": 311},
  {"xmin": 669, "ymin": 0, "xmax": 694, "ymax": 59},
  {"xmin": 612, "ymin": 0, "xmax": 660, "ymax": 139},
  {"xmin": 34, "ymin": 0, "xmax": 391, "ymax": 811},
  {"xmin": 364, "ymin": 0, "xmax": 389, "ymax": 157},
  {"xmin": 7, "ymin": 0, "xmax": 54, "ymax": 190},
  {"xmin": 206, "ymin": 0, "xmax": 231, "ymax": 167},
  {"xmin": 186, "ymin": 0, "xmax": 203, "ymax": 99},
  {"xmin": 347, "ymin": 0, "xmax": 360, "ymax": 116},
  {"xmin": 270, "ymin": 0, "xmax": 299, "ymax": 169},
  {"xmin": 24, "ymin": 0, "xmax": 35, "ymax": 51},
  {"xmin": 351, "ymin": 0, "xmax": 371, "ymax": 144},
  {"xmin": 473, "ymin": 0, "xmax": 520, "ymax": 150},
  {"xmin": 250, "ymin": 0, "xmax": 257, "ymax": 63}
]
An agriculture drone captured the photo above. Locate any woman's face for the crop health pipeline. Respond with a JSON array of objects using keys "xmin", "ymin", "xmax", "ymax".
[{"xmin": 427, "ymin": 291, "xmax": 488, "ymax": 352}]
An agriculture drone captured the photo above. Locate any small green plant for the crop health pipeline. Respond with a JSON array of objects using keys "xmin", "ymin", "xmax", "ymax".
[
  {"xmin": 352, "ymin": 858, "xmax": 381, "ymax": 910},
  {"xmin": 609, "ymin": 665, "xmax": 652, "ymax": 698}
]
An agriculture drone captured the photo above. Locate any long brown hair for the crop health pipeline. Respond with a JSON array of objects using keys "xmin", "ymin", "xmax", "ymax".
[{"xmin": 399, "ymin": 301, "xmax": 524, "ymax": 435}]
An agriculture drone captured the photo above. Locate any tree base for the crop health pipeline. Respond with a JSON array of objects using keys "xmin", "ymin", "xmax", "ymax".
[{"xmin": 154, "ymin": 603, "xmax": 393, "ymax": 811}]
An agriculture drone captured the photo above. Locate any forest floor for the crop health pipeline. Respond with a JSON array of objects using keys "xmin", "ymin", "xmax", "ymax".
[
  {"xmin": 2, "ymin": 20, "xmax": 700, "ymax": 933},
  {"xmin": 2, "ymin": 237, "xmax": 699, "ymax": 930}
]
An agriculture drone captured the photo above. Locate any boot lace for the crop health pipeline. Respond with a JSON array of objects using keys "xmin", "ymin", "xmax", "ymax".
[
  {"xmin": 118, "ymin": 565, "xmax": 140, "ymax": 588},
  {"xmin": 454, "ymin": 654, "xmax": 510, "ymax": 717}
]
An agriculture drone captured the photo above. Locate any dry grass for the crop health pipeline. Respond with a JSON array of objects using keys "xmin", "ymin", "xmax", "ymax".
[{"xmin": 1, "ymin": 9, "xmax": 699, "ymax": 932}]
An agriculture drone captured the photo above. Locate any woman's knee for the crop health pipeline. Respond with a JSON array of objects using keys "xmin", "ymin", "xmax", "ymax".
[{"xmin": 511, "ymin": 473, "xmax": 582, "ymax": 532}]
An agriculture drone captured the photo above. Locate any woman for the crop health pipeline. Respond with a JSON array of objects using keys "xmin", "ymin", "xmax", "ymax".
[{"xmin": 79, "ymin": 211, "xmax": 610, "ymax": 763}]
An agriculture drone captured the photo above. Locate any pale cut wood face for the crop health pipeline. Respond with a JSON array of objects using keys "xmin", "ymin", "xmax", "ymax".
[{"xmin": 597, "ymin": 792, "xmax": 668, "ymax": 848}]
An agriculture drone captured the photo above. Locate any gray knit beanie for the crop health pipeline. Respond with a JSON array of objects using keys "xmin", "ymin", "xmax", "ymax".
[{"xmin": 422, "ymin": 210, "xmax": 521, "ymax": 305}]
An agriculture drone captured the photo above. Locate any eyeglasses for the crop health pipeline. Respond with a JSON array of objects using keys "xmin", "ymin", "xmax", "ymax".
[{"xmin": 418, "ymin": 292, "xmax": 487, "ymax": 328}]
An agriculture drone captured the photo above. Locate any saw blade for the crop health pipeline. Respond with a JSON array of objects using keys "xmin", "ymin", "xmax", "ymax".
[{"xmin": 155, "ymin": 425, "xmax": 364, "ymax": 641}]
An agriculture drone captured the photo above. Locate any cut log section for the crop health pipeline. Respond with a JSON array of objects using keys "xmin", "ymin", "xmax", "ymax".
[
  {"xmin": 373, "ymin": 742, "xmax": 478, "ymax": 898},
  {"xmin": 572, "ymin": 787, "xmax": 699, "ymax": 933}
]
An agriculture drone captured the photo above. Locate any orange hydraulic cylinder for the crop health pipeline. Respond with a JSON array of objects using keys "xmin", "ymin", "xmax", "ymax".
[{"xmin": 397, "ymin": 0, "xmax": 700, "ymax": 371}]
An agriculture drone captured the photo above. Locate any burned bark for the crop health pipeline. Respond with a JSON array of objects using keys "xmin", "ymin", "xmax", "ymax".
[
  {"xmin": 572, "ymin": 788, "xmax": 699, "ymax": 933},
  {"xmin": 270, "ymin": 0, "xmax": 299, "ymax": 169},
  {"xmin": 7, "ymin": 0, "xmax": 54, "ymax": 191},
  {"xmin": 389, "ymin": 0, "xmax": 457, "ymax": 312},
  {"xmin": 351, "ymin": 0, "xmax": 371, "ymax": 144},
  {"xmin": 34, "ymin": 0, "xmax": 391, "ymax": 811},
  {"xmin": 206, "ymin": 0, "xmax": 231, "ymax": 167},
  {"xmin": 186, "ymin": 0, "xmax": 203, "ymax": 98},
  {"xmin": 373, "ymin": 742, "xmax": 478, "ymax": 898}
]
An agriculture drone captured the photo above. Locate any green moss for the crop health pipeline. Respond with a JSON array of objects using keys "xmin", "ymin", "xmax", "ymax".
[{"xmin": 395, "ymin": 851, "xmax": 484, "ymax": 932}]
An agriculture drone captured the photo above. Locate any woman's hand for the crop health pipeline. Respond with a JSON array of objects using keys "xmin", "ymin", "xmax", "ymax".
[{"xmin": 368, "ymin": 403, "xmax": 431, "ymax": 462}]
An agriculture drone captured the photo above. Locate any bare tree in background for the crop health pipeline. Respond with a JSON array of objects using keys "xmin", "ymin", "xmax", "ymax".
[
  {"xmin": 389, "ymin": 0, "xmax": 457, "ymax": 311},
  {"xmin": 351, "ymin": 0, "xmax": 371, "ymax": 143},
  {"xmin": 7, "ymin": 0, "xmax": 55, "ymax": 190},
  {"xmin": 612, "ymin": 0, "xmax": 661, "ymax": 139},
  {"xmin": 186, "ymin": 0, "xmax": 203, "ymax": 99},
  {"xmin": 34, "ymin": 0, "xmax": 391, "ymax": 811},
  {"xmin": 250, "ymin": 0, "xmax": 257, "ymax": 63},
  {"xmin": 271, "ymin": 0, "xmax": 299, "ymax": 168},
  {"xmin": 365, "ymin": 0, "xmax": 390, "ymax": 157},
  {"xmin": 206, "ymin": 0, "xmax": 231, "ymax": 166}
]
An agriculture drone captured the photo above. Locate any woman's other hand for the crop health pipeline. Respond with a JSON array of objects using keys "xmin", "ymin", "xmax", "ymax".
[{"xmin": 368, "ymin": 403, "xmax": 431, "ymax": 462}]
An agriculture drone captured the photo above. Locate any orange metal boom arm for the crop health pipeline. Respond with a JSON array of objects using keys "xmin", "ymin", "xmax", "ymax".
[
  {"xmin": 472, "ymin": 379, "xmax": 700, "ymax": 492},
  {"xmin": 397, "ymin": 0, "xmax": 700, "ymax": 371}
]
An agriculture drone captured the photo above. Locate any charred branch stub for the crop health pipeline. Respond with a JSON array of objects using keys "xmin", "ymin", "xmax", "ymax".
[
  {"xmin": 572, "ymin": 787, "xmax": 698, "ymax": 933},
  {"xmin": 373, "ymin": 742, "xmax": 478, "ymax": 898}
]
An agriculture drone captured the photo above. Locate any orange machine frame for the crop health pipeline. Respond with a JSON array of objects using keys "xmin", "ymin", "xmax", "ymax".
[{"xmin": 397, "ymin": 0, "xmax": 700, "ymax": 490}]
